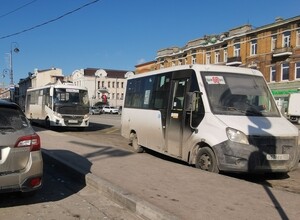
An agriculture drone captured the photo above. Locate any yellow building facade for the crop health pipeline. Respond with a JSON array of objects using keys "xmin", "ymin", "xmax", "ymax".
[{"xmin": 154, "ymin": 15, "xmax": 300, "ymax": 107}]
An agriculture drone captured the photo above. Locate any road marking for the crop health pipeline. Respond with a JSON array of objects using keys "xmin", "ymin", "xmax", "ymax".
[{"xmin": 104, "ymin": 127, "xmax": 120, "ymax": 134}]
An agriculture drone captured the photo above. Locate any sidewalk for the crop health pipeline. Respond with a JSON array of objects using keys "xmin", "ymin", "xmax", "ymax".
[{"xmin": 38, "ymin": 128, "xmax": 300, "ymax": 220}]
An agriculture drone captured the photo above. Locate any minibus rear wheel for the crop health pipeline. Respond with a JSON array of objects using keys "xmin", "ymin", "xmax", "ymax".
[
  {"xmin": 131, "ymin": 133, "xmax": 144, "ymax": 153},
  {"xmin": 195, "ymin": 147, "xmax": 219, "ymax": 173}
]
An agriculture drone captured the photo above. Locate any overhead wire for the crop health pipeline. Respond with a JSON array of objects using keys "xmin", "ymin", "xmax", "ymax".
[
  {"xmin": 0, "ymin": 0, "xmax": 100, "ymax": 40},
  {"xmin": 0, "ymin": 0, "xmax": 38, "ymax": 19}
]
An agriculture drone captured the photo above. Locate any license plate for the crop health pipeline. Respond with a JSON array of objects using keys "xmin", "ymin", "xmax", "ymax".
[
  {"xmin": 68, "ymin": 120, "xmax": 78, "ymax": 124},
  {"xmin": 266, "ymin": 154, "xmax": 289, "ymax": 161}
]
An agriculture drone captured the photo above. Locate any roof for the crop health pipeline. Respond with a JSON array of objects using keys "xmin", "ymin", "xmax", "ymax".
[{"xmin": 84, "ymin": 68, "xmax": 130, "ymax": 79}]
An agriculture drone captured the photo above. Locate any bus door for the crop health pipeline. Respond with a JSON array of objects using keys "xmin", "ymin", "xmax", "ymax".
[{"xmin": 166, "ymin": 76, "xmax": 189, "ymax": 157}]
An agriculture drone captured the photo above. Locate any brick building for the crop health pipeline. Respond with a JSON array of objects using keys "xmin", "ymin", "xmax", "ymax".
[{"xmin": 153, "ymin": 15, "xmax": 300, "ymax": 108}]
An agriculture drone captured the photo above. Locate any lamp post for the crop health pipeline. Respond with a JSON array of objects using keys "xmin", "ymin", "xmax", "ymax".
[
  {"xmin": 94, "ymin": 75, "xmax": 99, "ymax": 101},
  {"xmin": 115, "ymin": 78, "xmax": 118, "ymax": 107},
  {"xmin": 2, "ymin": 69, "xmax": 9, "ymax": 89},
  {"xmin": 10, "ymin": 42, "xmax": 20, "ymax": 86}
]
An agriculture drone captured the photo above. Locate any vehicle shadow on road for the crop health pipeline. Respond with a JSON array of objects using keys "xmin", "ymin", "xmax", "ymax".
[{"xmin": 69, "ymin": 140, "xmax": 133, "ymax": 161}]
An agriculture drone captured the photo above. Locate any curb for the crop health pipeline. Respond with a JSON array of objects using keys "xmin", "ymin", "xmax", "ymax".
[{"xmin": 42, "ymin": 150, "xmax": 179, "ymax": 220}]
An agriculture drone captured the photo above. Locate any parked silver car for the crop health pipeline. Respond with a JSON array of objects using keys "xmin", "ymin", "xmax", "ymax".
[
  {"xmin": 89, "ymin": 106, "xmax": 101, "ymax": 115},
  {"xmin": 0, "ymin": 100, "xmax": 43, "ymax": 195}
]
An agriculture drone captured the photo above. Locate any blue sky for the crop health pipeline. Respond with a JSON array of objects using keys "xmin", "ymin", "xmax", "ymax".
[{"xmin": 0, "ymin": 0, "xmax": 299, "ymax": 86}]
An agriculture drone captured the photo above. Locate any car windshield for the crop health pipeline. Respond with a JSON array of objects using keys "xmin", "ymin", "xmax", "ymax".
[{"xmin": 201, "ymin": 71, "xmax": 280, "ymax": 117}]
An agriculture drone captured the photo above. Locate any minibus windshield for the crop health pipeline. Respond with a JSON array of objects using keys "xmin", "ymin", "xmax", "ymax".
[
  {"xmin": 202, "ymin": 72, "xmax": 280, "ymax": 117},
  {"xmin": 54, "ymin": 88, "xmax": 89, "ymax": 107}
]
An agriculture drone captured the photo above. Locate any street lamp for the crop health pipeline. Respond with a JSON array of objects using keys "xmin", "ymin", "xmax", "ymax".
[
  {"xmin": 10, "ymin": 42, "xmax": 20, "ymax": 86},
  {"xmin": 2, "ymin": 69, "xmax": 9, "ymax": 88},
  {"xmin": 94, "ymin": 74, "xmax": 99, "ymax": 100}
]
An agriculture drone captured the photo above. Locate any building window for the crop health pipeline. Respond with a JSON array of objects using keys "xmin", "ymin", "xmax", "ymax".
[
  {"xmin": 271, "ymin": 35, "xmax": 277, "ymax": 51},
  {"xmin": 108, "ymin": 81, "xmax": 111, "ymax": 88},
  {"xmin": 296, "ymin": 62, "xmax": 300, "ymax": 79},
  {"xmin": 215, "ymin": 51, "xmax": 220, "ymax": 64},
  {"xmin": 223, "ymin": 49, "xmax": 227, "ymax": 62},
  {"xmin": 250, "ymin": 40, "xmax": 257, "ymax": 55},
  {"xmin": 172, "ymin": 61, "xmax": 176, "ymax": 66},
  {"xmin": 112, "ymin": 81, "xmax": 115, "ymax": 88},
  {"xmin": 282, "ymin": 31, "xmax": 291, "ymax": 47},
  {"xmin": 192, "ymin": 55, "xmax": 196, "ymax": 64},
  {"xmin": 121, "ymin": 82, "xmax": 124, "ymax": 88},
  {"xmin": 101, "ymin": 81, "xmax": 105, "ymax": 88},
  {"xmin": 281, "ymin": 63, "xmax": 289, "ymax": 81},
  {"xmin": 206, "ymin": 53, "xmax": 211, "ymax": 64},
  {"xmin": 234, "ymin": 43, "xmax": 240, "ymax": 57},
  {"xmin": 297, "ymin": 30, "xmax": 300, "ymax": 47},
  {"xmin": 270, "ymin": 66, "xmax": 276, "ymax": 82}
]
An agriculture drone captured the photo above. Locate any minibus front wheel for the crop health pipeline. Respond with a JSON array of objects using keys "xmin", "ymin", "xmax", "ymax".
[{"xmin": 195, "ymin": 146, "xmax": 219, "ymax": 173}]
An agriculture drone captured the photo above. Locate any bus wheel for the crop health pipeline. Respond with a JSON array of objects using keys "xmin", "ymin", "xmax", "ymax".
[
  {"xmin": 195, "ymin": 147, "xmax": 219, "ymax": 173},
  {"xmin": 131, "ymin": 133, "xmax": 144, "ymax": 153}
]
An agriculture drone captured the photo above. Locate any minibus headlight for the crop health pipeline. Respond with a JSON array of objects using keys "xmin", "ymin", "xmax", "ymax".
[
  {"xmin": 84, "ymin": 114, "xmax": 89, "ymax": 119},
  {"xmin": 54, "ymin": 112, "xmax": 62, "ymax": 118},
  {"xmin": 226, "ymin": 127, "xmax": 249, "ymax": 144}
]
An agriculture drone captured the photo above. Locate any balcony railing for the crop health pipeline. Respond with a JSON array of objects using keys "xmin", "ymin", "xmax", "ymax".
[
  {"xmin": 226, "ymin": 56, "xmax": 242, "ymax": 66},
  {"xmin": 272, "ymin": 47, "xmax": 292, "ymax": 57}
]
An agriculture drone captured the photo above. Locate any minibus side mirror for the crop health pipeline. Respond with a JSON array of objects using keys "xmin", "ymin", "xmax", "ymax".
[{"xmin": 50, "ymin": 87, "xmax": 54, "ymax": 96}]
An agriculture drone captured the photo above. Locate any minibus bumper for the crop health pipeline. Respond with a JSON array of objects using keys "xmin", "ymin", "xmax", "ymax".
[{"xmin": 214, "ymin": 139, "xmax": 300, "ymax": 173}]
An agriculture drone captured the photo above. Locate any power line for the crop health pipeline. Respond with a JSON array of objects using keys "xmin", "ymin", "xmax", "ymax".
[
  {"xmin": 0, "ymin": 0, "xmax": 100, "ymax": 40},
  {"xmin": 0, "ymin": 0, "xmax": 38, "ymax": 19}
]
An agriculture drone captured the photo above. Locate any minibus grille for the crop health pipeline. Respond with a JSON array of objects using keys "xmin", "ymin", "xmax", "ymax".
[
  {"xmin": 248, "ymin": 136, "xmax": 297, "ymax": 154},
  {"xmin": 57, "ymin": 106, "xmax": 89, "ymax": 115}
]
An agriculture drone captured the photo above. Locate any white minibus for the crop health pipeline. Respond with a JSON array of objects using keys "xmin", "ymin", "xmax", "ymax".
[
  {"xmin": 25, "ymin": 83, "xmax": 90, "ymax": 130},
  {"xmin": 121, "ymin": 64, "xmax": 300, "ymax": 173}
]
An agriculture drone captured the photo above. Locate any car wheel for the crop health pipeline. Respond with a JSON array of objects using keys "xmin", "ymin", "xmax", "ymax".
[
  {"xmin": 195, "ymin": 146, "xmax": 219, "ymax": 173},
  {"xmin": 130, "ymin": 133, "xmax": 144, "ymax": 153}
]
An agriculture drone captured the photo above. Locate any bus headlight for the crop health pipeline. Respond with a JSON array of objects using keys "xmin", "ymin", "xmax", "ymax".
[
  {"xmin": 226, "ymin": 127, "xmax": 249, "ymax": 144},
  {"xmin": 84, "ymin": 114, "xmax": 89, "ymax": 119}
]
